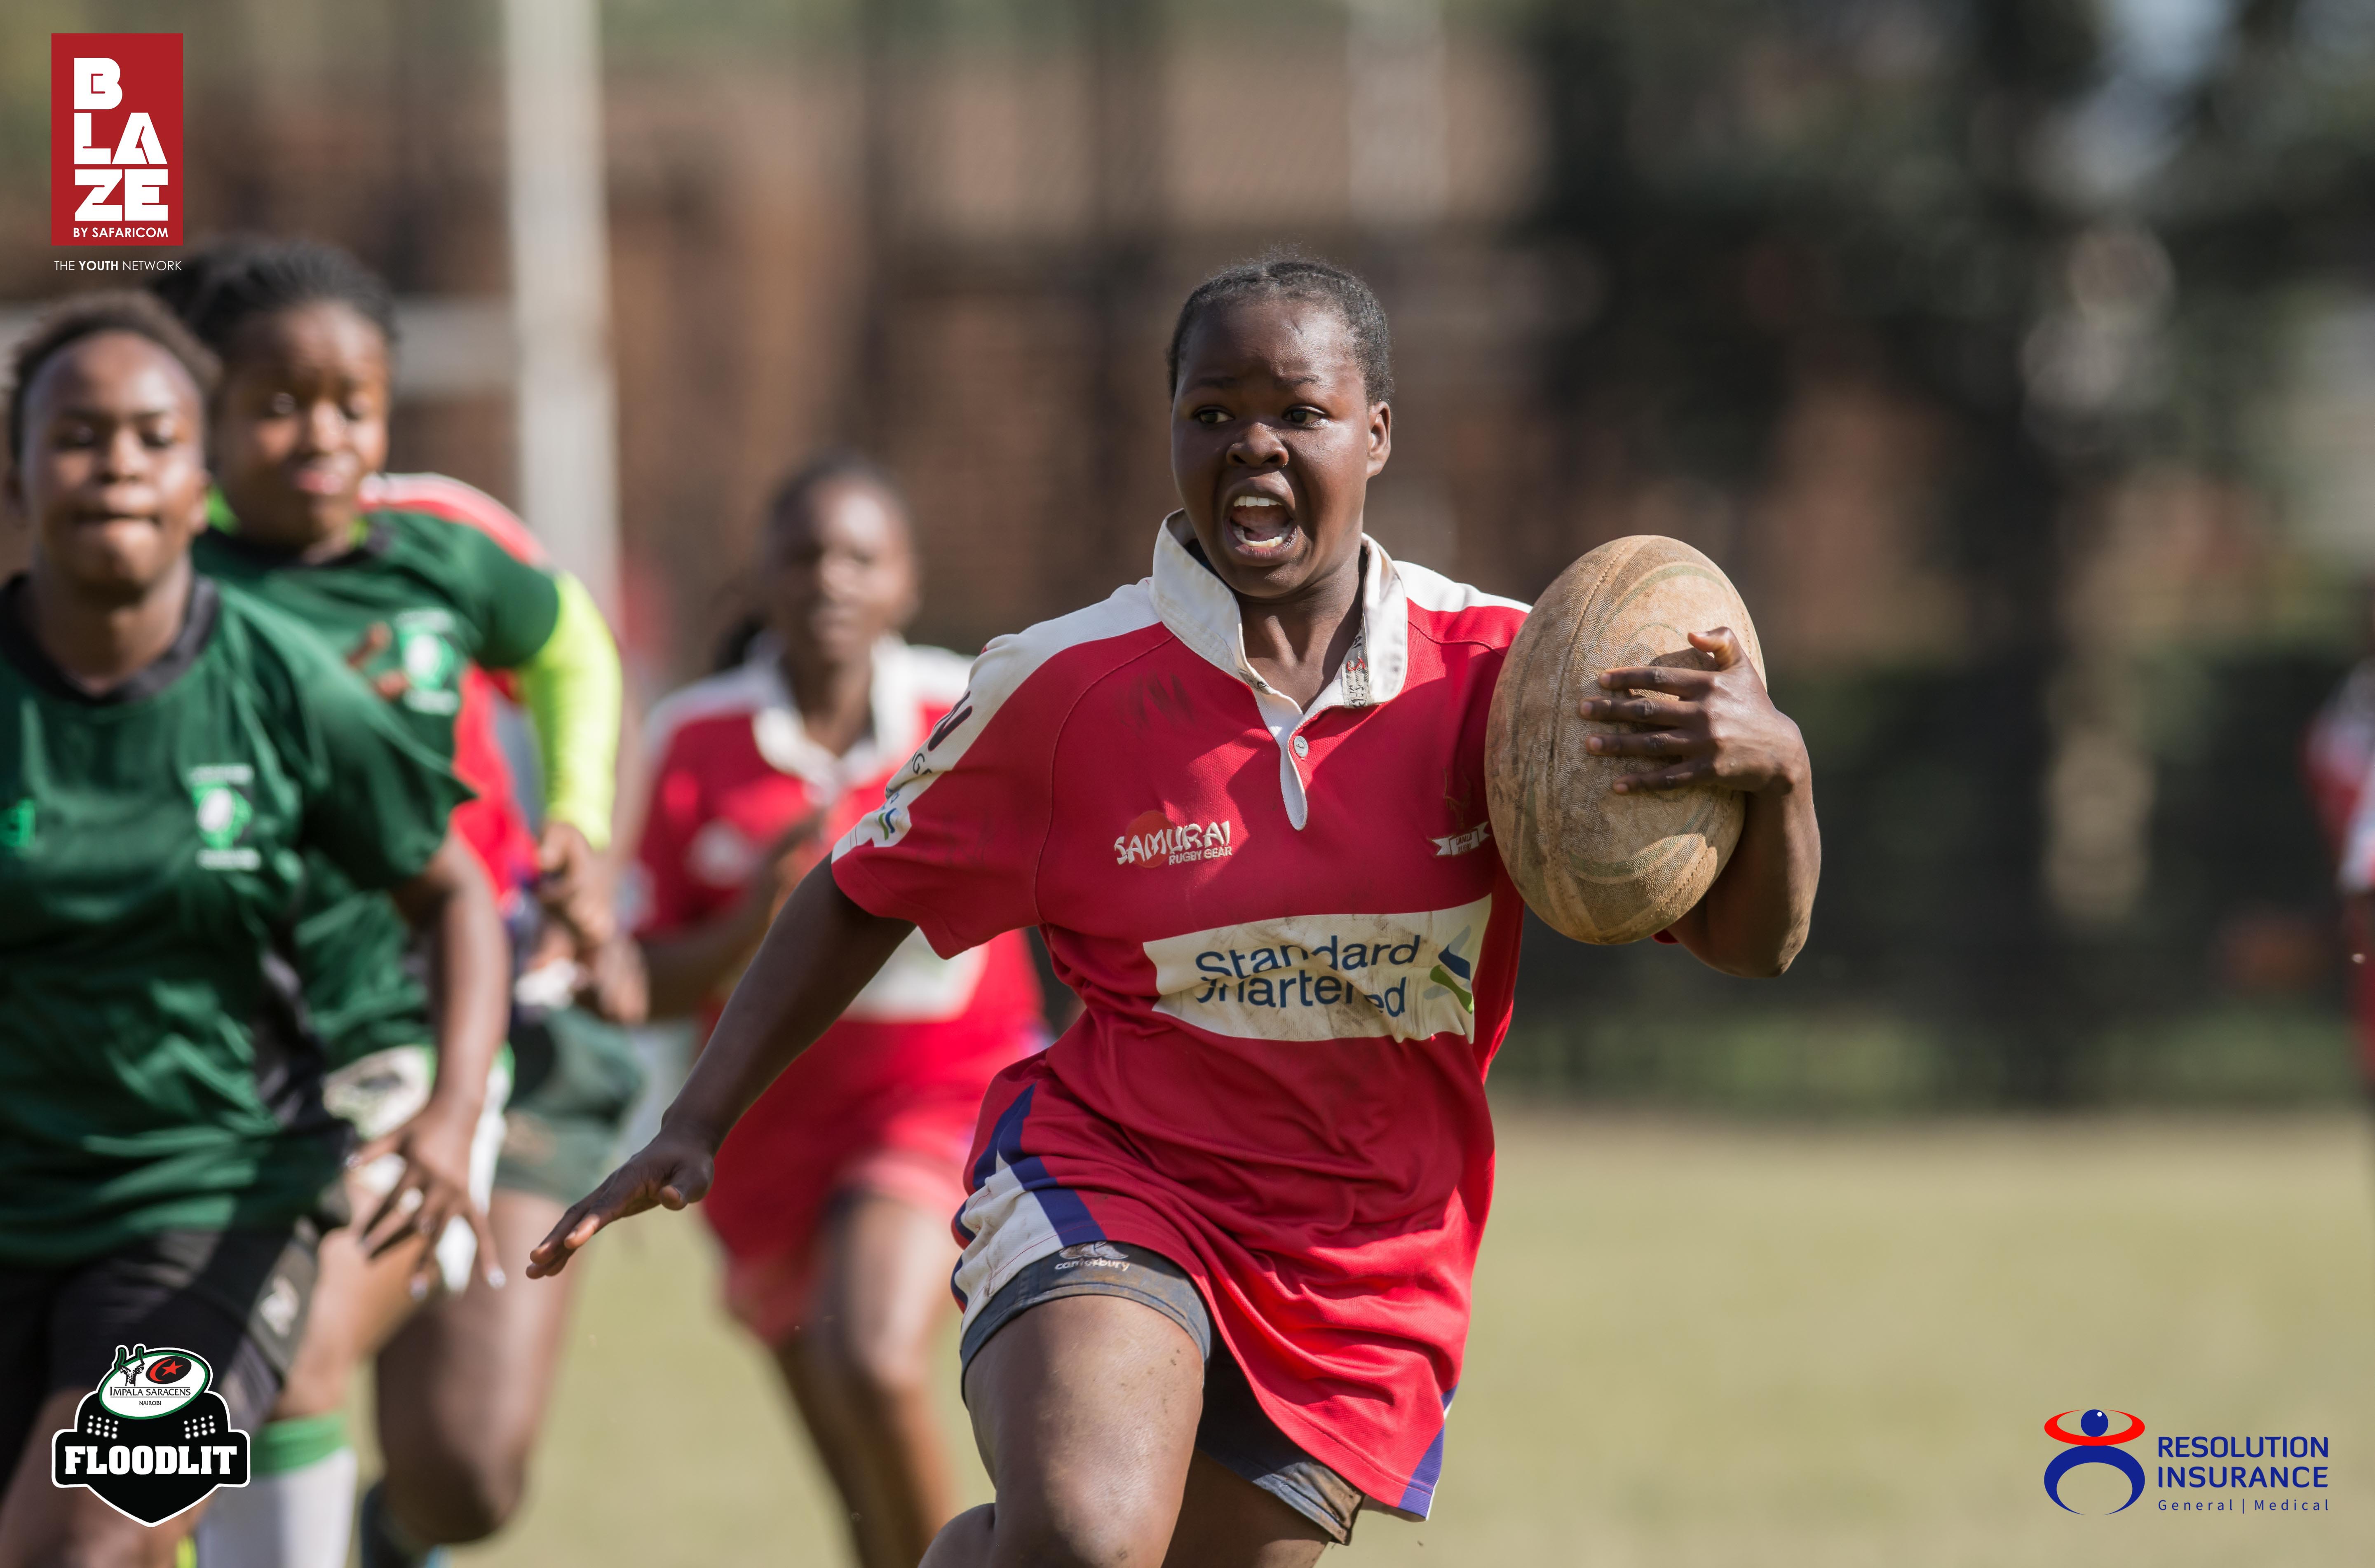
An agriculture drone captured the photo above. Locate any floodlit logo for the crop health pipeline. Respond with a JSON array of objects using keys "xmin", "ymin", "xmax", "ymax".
[
  {"xmin": 49, "ymin": 34, "xmax": 183, "ymax": 246},
  {"xmin": 2043, "ymin": 1408, "xmax": 2147, "ymax": 1514},
  {"xmin": 51, "ymin": 1345, "xmax": 249, "ymax": 1524}
]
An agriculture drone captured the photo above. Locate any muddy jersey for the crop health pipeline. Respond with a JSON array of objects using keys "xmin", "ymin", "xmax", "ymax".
[{"xmin": 830, "ymin": 519, "xmax": 1528, "ymax": 1514}]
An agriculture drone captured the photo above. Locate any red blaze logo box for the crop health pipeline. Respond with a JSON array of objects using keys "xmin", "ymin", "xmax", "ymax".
[{"xmin": 50, "ymin": 34, "xmax": 183, "ymax": 246}]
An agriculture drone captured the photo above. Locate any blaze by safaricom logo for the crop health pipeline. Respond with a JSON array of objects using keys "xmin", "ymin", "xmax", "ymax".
[
  {"xmin": 1115, "ymin": 809, "xmax": 1236, "ymax": 869},
  {"xmin": 50, "ymin": 34, "xmax": 182, "ymax": 246}
]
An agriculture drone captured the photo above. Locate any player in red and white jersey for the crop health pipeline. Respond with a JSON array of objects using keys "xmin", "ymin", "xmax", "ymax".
[
  {"xmin": 2305, "ymin": 630, "xmax": 2375, "ymax": 1080},
  {"xmin": 534, "ymin": 258, "xmax": 1820, "ymax": 1566},
  {"xmin": 628, "ymin": 456, "xmax": 1045, "ymax": 1568}
]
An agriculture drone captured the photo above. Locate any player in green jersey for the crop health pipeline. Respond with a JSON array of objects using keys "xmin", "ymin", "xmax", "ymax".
[
  {"xmin": 157, "ymin": 239, "xmax": 636, "ymax": 1568},
  {"xmin": 0, "ymin": 296, "xmax": 507, "ymax": 1568}
]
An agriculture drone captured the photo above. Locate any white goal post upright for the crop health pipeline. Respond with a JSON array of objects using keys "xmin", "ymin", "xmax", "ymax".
[{"xmin": 503, "ymin": 0, "xmax": 621, "ymax": 621}]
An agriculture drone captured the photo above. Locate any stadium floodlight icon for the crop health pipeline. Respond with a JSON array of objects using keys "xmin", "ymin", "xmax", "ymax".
[{"xmin": 2042, "ymin": 1408, "xmax": 2146, "ymax": 1513}]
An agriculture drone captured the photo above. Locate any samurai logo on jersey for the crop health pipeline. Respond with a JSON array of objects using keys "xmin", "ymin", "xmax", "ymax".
[
  {"xmin": 1115, "ymin": 809, "xmax": 1237, "ymax": 869},
  {"xmin": 392, "ymin": 609, "xmax": 461, "ymax": 715},
  {"xmin": 187, "ymin": 765, "xmax": 257, "ymax": 871},
  {"xmin": 1142, "ymin": 895, "xmax": 1490, "ymax": 1043}
]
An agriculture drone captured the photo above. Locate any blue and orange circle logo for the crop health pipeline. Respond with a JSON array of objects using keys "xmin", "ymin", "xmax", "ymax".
[{"xmin": 2042, "ymin": 1408, "xmax": 2146, "ymax": 1512}]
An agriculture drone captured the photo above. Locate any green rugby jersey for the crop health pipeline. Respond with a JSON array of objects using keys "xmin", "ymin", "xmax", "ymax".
[
  {"xmin": 195, "ymin": 511, "xmax": 561, "ymax": 1066},
  {"xmin": 0, "ymin": 575, "xmax": 469, "ymax": 1266}
]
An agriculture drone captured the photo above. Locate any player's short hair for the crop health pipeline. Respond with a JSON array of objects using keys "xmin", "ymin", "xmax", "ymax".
[
  {"xmin": 5, "ymin": 291, "xmax": 219, "ymax": 463},
  {"xmin": 151, "ymin": 235, "xmax": 399, "ymax": 358},
  {"xmin": 763, "ymin": 450, "xmax": 908, "ymax": 546},
  {"xmin": 1166, "ymin": 251, "xmax": 1394, "ymax": 404}
]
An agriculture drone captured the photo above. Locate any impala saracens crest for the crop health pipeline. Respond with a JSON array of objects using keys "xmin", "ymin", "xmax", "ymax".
[
  {"xmin": 2042, "ymin": 1408, "xmax": 2147, "ymax": 1514},
  {"xmin": 51, "ymin": 1345, "xmax": 250, "ymax": 1524}
]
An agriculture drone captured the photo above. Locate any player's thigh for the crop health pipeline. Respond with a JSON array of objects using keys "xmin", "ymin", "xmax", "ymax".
[
  {"xmin": 375, "ymin": 1190, "xmax": 575, "ymax": 1465},
  {"xmin": 960, "ymin": 1292, "xmax": 1204, "ymax": 1565},
  {"xmin": 1161, "ymin": 1451, "xmax": 1332, "ymax": 1568},
  {"xmin": 0, "ymin": 1389, "xmax": 186, "ymax": 1568},
  {"xmin": 273, "ymin": 1179, "xmax": 429, "ymax": 1418},
  {"xmin": 813, "ymin": 1192, "xmax": 958, "ymax": 1377}
]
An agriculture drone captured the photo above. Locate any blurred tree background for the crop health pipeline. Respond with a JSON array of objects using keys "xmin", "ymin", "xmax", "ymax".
[
  {"xmin": 6, "ymin": 0, "xmax": 2375, "ymax": 1108},
  {"xmin": 1503, "ymin": 0, "xmax": 2375, "ymax": 1109}
]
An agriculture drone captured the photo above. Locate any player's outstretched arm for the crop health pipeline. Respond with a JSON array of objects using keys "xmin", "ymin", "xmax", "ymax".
[
  {"xmin": 526, "ymin": 860, "xmax": 914, "ymax": 1277},
  {"xmin": 1582, "ymin": 627, "xmax": 1820, "ymax": 977}
]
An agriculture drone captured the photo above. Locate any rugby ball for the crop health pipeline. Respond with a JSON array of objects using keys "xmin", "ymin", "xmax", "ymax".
[{"xmin": 1486, "ymin": 536, "xmax": 1765, "ymax": 945}]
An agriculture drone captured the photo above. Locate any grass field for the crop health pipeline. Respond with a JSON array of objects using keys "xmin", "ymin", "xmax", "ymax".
[{"xmin": 420, "ymin": 1110, "xmax": 2375, "ymax": 1566}]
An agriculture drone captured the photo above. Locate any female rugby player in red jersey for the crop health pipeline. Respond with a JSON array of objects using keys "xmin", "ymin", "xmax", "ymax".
[
  {"xmin": 629, "ymin": 455, "xmax": 1046, "ymax": 1568},
  {"xmin": 533, "ymin": 257, "xmax": 1821, "ymax": 1565}
]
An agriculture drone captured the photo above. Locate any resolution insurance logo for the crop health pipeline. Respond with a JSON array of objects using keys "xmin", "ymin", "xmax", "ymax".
[
  {"xmin": 2042, "ymin": 1408, "xmax": 2148, "ymax": 1514},
  {"xmin": 50, "ymin": 34, "xmax": 182, "ymax": 246}
]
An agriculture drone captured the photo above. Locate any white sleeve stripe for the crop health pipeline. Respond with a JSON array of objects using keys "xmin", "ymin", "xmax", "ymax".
[
  {"xmin": 639, "ymin": 665, "xmax": 772, "ymax": 767},
  {"xmin": 835, "ymin": 584, "xmax": 1162, "ymax": 858},
  {"xmin": 1394, "ymin": 559, "xmax": 1532, "ymax": 617}
]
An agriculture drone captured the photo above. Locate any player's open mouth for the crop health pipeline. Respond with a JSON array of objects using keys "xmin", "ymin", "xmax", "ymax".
[{"xmin": 1225, "ymin": 493, "xmax": 1298, "ymax": 558}]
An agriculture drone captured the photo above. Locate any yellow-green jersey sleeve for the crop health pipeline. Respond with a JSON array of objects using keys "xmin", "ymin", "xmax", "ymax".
[{"xmin": 513, "ymin": 570, "xmax": 621, "ymax": 850}]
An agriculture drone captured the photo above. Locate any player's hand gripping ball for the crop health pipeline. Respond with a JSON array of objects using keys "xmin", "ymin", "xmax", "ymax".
[{"xmin": 1486, "ymin": 535, "xmax": 1775, "ymax": 944}]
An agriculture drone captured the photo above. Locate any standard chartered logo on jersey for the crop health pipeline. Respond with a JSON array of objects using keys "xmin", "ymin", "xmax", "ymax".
[
  {"xmin": 1143, "ymin": 896, "xmax": 1489, "ymax": 1044},
  {"xmin": 186, "ymin": 765, "xmax": 258, "ymax": 871}
]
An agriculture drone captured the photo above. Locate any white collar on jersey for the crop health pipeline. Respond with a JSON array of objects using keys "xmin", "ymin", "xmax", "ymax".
[
  {"xmin": 1148, "ymin": 512, "xmax": 1412, "ymax": 707},
  {"xmin": 743, "ymin": 632, "xmax": 929, "ymax": 794}
]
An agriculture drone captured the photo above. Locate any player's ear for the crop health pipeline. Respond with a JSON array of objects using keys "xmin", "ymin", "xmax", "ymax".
[{"xmin": 1366, "ymin": 401, "xmax": 1392, "ymax": 478}]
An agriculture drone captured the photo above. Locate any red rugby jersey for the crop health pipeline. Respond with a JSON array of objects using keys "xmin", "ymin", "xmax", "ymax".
[
  {"xmin": 2304, "ymin": 659, "xmax": 2375, "ymax": 1077},
  {"xmin": 636, "ymin": 638, "xmax": 1047, "ymax": 1249},
  {"xmin": 358, "ymin": 472, "xmax": 546, "ymax": 896},
  {"xmin": 831, "ymin": 519, "xmax": 1529, "ymax": 1515}
]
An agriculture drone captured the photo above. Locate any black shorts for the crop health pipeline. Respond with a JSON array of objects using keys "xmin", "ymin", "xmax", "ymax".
[
  {"xmin": 0, "ymin": 1223, "xmax": 321, "ymax": 1475},
  {"xmin": 494, "ymin": 1004, "xmax": 648, "ymax": 1205},
  {"xmin": 958, "ymin": 1240, "xmax": 1391, "ymax": 1545}
]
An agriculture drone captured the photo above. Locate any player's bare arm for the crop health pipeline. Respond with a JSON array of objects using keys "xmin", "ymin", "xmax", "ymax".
[
  {"xmin": 1582, "ymin": 626, "xmax": 1819, "ymax": 977},
  {"xmin": 369, "ymin": 829, "xmax": 509, "ymax": 1286},
  {"xmin": 526, "ymin": 863, "xmax": 913, "ymax": 1277},
  {"xmin": 636, "ymin": 807, "xmax": 828, "ymax": 1020}
]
